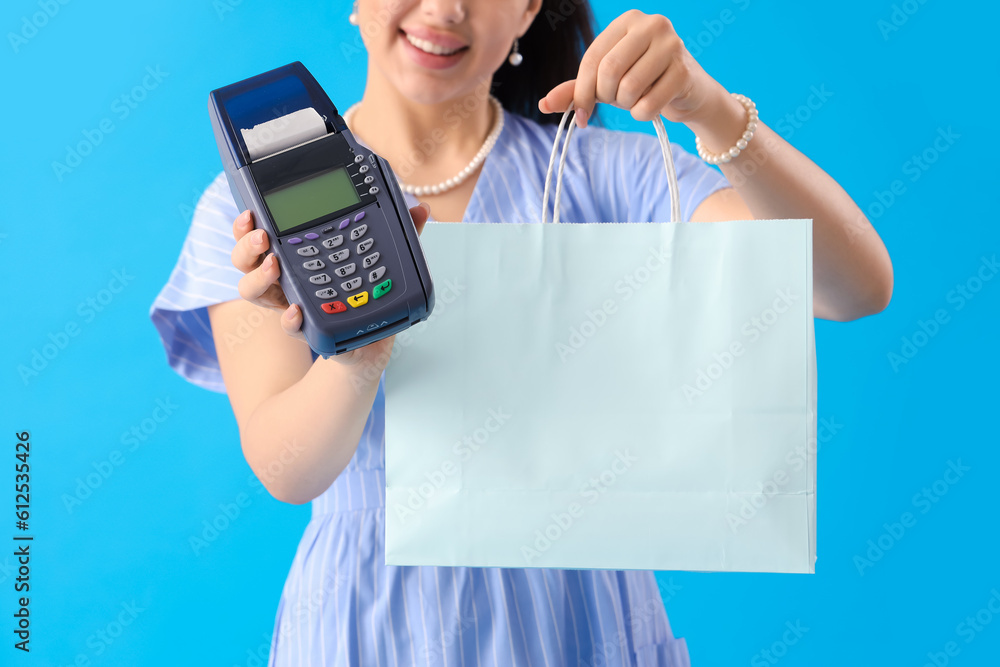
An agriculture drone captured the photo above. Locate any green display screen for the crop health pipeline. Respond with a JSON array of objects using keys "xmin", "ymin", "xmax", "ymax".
[{"xmin": 263, "ymin": 167, "xmax": 360, "ymax": 233}]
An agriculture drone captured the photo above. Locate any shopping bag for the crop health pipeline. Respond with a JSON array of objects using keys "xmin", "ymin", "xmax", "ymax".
[{"xmin": 384, "ymin": 113, "xmax": 816, "ymax": 573}]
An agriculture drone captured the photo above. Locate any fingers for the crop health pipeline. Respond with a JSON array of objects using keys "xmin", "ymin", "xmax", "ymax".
[
  {"xmin": 595, "ymin": 30, "xmax": 653, "ymax": 108},
  {"xmin": 547, "ymin": 11, "xmax": 685, "ymax": 127},
  {"xmin": 573, "ymin": 15, "xmax": 630, "ymax": 127},
  {"xmin": 539, "ymin": 80, "xmax": 577, "ymax": 115},
  {"xmin": 232, "ymin": 210, "xmax": 254, "ymax": 243},
  {"xmin": 411, "ymin": 202, "xmax": 431, "ymax": 235},
  {"xmin": 631, "ymin": 57, "xmax": 688, "ymax": 122},
  {"xmin": 232, "ymin": 215, "xmax": 270, "ymax": 274},
  {"xmin": 651, "ymin": 50, "xmax": 706, "ymax": 121},
  {"xmin": 229, "ymin": 209, "xmax": 293, "ymax": 313},
  {"xmin": 237, "ymin": 252, "xmax": 288, "ymax": 309},
  {"xmin": 280, "ymin": 304, "xmax": 307, "ymax": 341}
]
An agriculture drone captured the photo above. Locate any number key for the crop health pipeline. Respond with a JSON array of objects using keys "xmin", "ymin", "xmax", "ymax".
[{"xmin": 335, "ymin": 263, "xmax": 357, "ymax": 278}]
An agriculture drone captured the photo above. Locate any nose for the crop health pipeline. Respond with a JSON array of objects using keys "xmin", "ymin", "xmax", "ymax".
[{"xmin": 419, "ymin": 0, "xmax": 466, "ymax": 24}]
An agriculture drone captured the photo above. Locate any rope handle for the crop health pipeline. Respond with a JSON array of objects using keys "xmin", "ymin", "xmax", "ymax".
[{"xmin": 541, "ymin": 108, "xmax": 682, "ymax": 225}]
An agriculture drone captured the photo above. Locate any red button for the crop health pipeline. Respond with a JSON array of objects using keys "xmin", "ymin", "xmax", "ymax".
[{"xmin": 321, "ymin": 301, "xmax": 347, "ymax": 314}]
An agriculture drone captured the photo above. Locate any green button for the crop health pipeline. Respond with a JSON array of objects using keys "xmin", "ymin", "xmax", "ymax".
[{"xmin": 373, "ymin": 278, "xmax": 392, "ymax": 299}]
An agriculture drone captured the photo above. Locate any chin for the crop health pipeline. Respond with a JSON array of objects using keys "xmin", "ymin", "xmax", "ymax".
[{"xmin": 384, "ymin": 69, "xmax": 474, "ymax": 107}]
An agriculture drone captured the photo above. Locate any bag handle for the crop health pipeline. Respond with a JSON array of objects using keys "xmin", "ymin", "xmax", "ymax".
[{"xmin": 541, "ymin": 108, "xmax": 682, "ymax": 225}]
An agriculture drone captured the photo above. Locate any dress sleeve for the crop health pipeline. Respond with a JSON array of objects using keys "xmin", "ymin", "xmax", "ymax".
[
  {"xmin": 149, "ymin": 171, "xmax": 243, "ymax": 393},
  {"xmin": 587, "ymin": 127, "xmax": 732, "ymax": 223}
]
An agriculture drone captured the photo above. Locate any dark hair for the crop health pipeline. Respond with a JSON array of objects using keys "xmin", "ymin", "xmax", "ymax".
[{"xmin": 491, "ymin": 0, "xmax": 601, "ymax": 126}]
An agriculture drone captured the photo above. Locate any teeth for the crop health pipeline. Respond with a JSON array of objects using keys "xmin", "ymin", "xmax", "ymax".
[{"xmin": 405, "ymin": 33, "xmax": 463, "ymax": 56}]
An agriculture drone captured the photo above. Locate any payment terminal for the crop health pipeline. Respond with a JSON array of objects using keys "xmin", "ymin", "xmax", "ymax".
[{"xmin": 208, "ymin": 62, "xmax": 435, "ymax": 357}]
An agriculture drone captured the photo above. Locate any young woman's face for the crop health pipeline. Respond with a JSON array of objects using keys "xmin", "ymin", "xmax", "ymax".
[{"xmin": 358, "ymin": 0, "xmax": 541, "ymax": 104}]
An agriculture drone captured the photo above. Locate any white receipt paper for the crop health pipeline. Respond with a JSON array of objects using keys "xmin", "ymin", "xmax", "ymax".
[{"xmin": 240, "ymin": 107, "xmax": 327, "ymax": 161}]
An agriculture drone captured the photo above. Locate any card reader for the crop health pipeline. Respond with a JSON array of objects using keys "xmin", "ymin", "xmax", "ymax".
[{"xmin": 208, "ymin": 62, "xmax": 435, "ymax": 357}]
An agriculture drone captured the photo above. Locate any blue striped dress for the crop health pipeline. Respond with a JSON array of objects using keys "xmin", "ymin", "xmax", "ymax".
[{"xmin": 150, "ymin": 106, "xmax": 731, "ymax": 666}]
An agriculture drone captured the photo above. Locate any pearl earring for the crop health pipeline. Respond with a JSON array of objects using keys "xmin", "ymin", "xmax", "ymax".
[
  {"xmin": 508, "ymin": 38, "xmax": 523, "ymax": 66},
  {"xmin": 349, "ymin": 0, "xmax": 359, "ymax": 25}
]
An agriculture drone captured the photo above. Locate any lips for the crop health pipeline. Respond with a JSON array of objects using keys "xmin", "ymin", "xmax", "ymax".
[
  {"xmin": 399, "ymin": 26, "xmax": 469, "ymax": 56},
  {"xmin": 397, "ymin": 27, "xmax": 470, "ymax": 70}
]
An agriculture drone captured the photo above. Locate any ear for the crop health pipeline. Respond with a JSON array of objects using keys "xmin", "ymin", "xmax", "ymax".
[{"xmin": 518, "ymin": 0, "xmax": 544, "ymax": 36}]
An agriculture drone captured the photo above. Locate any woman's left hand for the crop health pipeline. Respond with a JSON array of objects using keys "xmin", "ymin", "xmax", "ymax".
[{"xmin": 539, "ymin": 9, "xmax": 728, "ymax": 129}]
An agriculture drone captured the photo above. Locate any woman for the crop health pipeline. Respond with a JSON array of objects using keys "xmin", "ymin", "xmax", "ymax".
[{"xmin": 151, "ymin": 0, "xmax": 892, "ymax": 664}]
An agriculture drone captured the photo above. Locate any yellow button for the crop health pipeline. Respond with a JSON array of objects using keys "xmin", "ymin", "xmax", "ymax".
[{"xmin": 347, "ymin": 292, "xmax": 369, "ymax": 308}]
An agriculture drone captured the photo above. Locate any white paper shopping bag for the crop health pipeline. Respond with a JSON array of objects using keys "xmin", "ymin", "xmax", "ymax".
[{"xmin": 384, "ymin": 114, "xmax": 816, "ymax": 574}]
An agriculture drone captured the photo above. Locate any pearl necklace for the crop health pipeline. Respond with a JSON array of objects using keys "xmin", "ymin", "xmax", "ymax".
[{"xmin": 341, "ymin": 96, "xmax": 505, "ymax": 196}]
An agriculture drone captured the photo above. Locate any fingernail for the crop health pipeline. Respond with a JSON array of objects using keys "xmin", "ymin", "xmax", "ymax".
[
  {"xmin": 263, "ymin": 254, "xmax": 273, "ymax": 270},
  {"xmin": 284, "ymin": 305, "xmax": 297, "ymax": 320},
  {"xmin": 419, "ymin": 202, "xmax": 431, "ymax": 216},
  {"xmin": 575, "ymin": 107, "xmax": 588, "ymax": 128},
  {"xmin": 252, "ymin": 229, "xmax": 264, "ymax": 246},
  {"xmin": 239, "ymin": 210, "xmax": 251, "ymax": 225}
]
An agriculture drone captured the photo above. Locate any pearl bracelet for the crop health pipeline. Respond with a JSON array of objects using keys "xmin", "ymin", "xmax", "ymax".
[{"xmin": 695, "ymin": 93, "xmax": 758, "ymax": 165}]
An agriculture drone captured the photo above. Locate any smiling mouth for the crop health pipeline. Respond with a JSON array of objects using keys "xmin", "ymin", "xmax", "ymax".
[{"xmin": 400, "ymin": 29, "xmax": 469, "ymax": 56}]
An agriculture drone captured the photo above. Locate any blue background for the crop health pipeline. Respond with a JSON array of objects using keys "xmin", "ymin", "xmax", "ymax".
[{"xmin": 3, "ymin": 0, "xmax": 997, "ymax": 665}]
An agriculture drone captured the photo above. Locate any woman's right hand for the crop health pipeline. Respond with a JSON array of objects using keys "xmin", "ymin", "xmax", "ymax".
[{"xmin": 230, "ymin": 202, "xmax": 432, "ymax": 365}]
